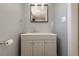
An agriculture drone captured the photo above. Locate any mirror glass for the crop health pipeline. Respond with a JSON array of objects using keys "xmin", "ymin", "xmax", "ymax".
[{"xmin": 30, "ymin": 4, "xmax": 48, "ymax": 23}]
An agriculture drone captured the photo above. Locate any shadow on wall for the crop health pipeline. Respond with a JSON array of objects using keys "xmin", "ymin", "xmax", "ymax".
[
  {"xmin": 57, "ymin": 37, "xmax": 62, "ymax": 56},
  {"xmin": 18, "ymin": 35, "xmax": 21, "ymax": 56}
]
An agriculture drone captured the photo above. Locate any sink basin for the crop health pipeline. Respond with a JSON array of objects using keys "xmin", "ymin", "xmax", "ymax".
[{"xmin": 21, "ymin": 33, "xmax": 56, "ymax": 35}]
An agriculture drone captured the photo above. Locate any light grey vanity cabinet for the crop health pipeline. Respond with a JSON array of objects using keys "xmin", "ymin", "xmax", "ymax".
[
  {"xmin": 44, "ymin": 40, "xmax": 56, "ymax": 56},
  {"xmin": 33, "ymin": 40, "xmax": 44, "ymax": 56},
  {"xmin": 21, "ymin": 33, "xmax": 57, "ymax": 56},
  {"xmin": 21, "ymin": 40, "xmax": 44, "ymax": 56},
  {"xmin": 21, "ymin": 40, "xmax": 32, "ymax": 56}
]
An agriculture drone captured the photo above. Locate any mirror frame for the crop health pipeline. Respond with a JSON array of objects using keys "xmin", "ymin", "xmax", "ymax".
[{"xmin": 30, "ymin": 4, "xmax": 48, "ymax": 23}]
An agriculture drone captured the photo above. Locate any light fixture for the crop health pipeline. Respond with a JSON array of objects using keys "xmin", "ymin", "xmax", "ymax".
[
  {"xmin": 42, "ymin": 4, "xmax": 44, "ymax": 8},
  {"xmin": 35, "ymin": 3, "xmax": 37, "ymax": 8},
  {"xmin": 35, "ymin": 3, "xmax": 37, "ymax": 6}
]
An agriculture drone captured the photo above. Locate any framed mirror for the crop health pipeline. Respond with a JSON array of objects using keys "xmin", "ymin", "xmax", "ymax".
[{"xmin": 30, "ymin": 4, "xmax": 48, "ymax": 23}]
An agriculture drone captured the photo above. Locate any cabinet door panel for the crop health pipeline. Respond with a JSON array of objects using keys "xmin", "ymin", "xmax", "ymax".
[
  {"xmin": 21, "ymin": 40, "xmax": 32, "ymax": 56},
  {"xmin": 45, "ymin": 40, "xmax": 56, "ymax": 56},
  {"xmin": 33, "ymin": 40, "xmax": 44, "ymax": 56}
]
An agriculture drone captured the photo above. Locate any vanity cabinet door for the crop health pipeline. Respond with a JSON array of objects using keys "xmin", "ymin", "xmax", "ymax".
[
  {"xmin": 33, "ymin": 40, "xmax": 44, "ymax": 56},
  {"xmin": 44, "ymin": 40, "xmax": 56, "ymax": 56},
  {"xmin": 21, "ymin": 40, "xmax": 32, "ymax": 56}
]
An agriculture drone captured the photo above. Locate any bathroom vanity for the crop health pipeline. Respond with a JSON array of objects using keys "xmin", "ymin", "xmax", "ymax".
[{"xmin": 21, "ymin": 33, "xmax": 57, "ymax": 56}]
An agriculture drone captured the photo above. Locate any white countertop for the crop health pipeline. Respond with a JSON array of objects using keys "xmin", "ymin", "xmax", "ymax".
[{"xmin": 21, "ymin": 33, "xmax": 56, "ymax": 36}]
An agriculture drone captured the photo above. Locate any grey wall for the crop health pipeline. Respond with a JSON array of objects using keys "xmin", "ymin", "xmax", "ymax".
[
  {"xmin": 54, "ymin": 4, "xmax": 68, "ymax": 56},
  {"xmin": 23, "ymin": 4, "xmax": 55, "ymax": 33},
  {"xmin": 0, "ymin": 3, "xmax": 68, "ymax": 56},
  {"xmin": 0, "ymin": 4, "xmax": 23, "ymax": 56}
]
